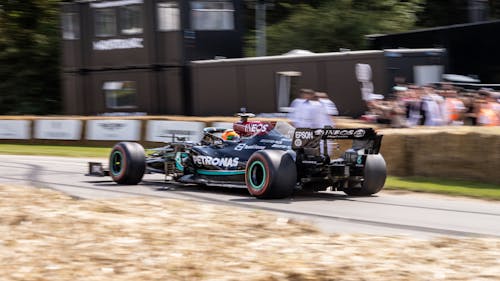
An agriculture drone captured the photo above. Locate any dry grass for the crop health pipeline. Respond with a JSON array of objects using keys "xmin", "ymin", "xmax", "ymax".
[{"xmin": 0, "ymin": 184, "xmax": 499, "ymax": 281}]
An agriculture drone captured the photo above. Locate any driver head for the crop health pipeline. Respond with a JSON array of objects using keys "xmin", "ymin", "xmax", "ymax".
[{"xmin": 221, "ymin": 129, "xmax": 240, "ymax": 141}]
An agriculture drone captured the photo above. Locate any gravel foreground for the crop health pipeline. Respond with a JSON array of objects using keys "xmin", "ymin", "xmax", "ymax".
[{"xmin": 0, "ymin": 185, "xmax": 498, "ymax": 281}]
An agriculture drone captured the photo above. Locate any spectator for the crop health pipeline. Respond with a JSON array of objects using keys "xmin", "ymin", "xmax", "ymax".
[
  {"xmin": 420, "ymin": 86, "xmax": 445, "ymax": 126},
  {"xmin": 405, "ymin": 85, "xmax": 423, "ymax": 127},
  {"xmin": 288, "ymin": 88, "xmax": 312, "ymax": 127},
  {"xmin": 315, "ymin": 92, "xmax": 338, "ymax": 127},
  {"xmin": 391, "ymin": 87, "xmax": 410, "ymax": 128},
  {"xmin": 289, "ymin": 88, "xmax": 327, "ymax": 128},
  {"xmin": 439, "ymin": 84, "xmax": 466, "ymax": 125},
  {"xmin": 316, "ymin": 92, "xmax": 339, "ymax": 116},
  {"xmin": 477, "ymin": 89, "xmax": 500, "ymax": 126},
  {"xmin": 460, "ymin": 90, "xmax": 479, "ymax": 125}
]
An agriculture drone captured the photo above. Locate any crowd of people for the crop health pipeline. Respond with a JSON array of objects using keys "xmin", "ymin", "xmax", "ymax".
[
  {"xmin": 363, "ymin": 83, "xmax": 500, "ymax": 127},
  {"xmin": 287, "ymin": 83, "xmax": 500, "ymax": 130}
]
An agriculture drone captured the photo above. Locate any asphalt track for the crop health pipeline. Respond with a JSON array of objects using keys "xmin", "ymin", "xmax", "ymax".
[{"xmin": 1, "ymin": 154, "xmax": 499, "ymax": 238}]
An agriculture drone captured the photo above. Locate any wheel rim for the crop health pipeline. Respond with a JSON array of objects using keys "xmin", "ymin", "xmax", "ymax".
[
  {"xmin": 110, "ymin": 150, "xmax": 123, "ymax": 176},
  {"xmin": 248, "ymin": 161, "xmax": 266, "ymax": 190}
]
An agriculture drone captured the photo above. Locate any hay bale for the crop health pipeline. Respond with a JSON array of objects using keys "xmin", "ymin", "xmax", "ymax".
[{"xmin": 379, "ymin": 126, "xmax": 500, "ymax": 184}]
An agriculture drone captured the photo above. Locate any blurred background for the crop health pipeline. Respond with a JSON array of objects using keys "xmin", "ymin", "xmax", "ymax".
[{"xmin": 1, "ymin": 0, "xmax": 499, "ymax": 116}]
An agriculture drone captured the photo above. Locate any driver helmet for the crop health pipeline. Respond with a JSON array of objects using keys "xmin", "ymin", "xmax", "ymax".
[{"xmin": 221, "ymin": 129, "xmax": 240, "ymax": 141}]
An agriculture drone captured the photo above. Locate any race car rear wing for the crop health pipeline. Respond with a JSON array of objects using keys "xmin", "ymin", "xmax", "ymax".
[{"xmin": 292, "ymin": 128, "xmax": 383, "ymax": 155}]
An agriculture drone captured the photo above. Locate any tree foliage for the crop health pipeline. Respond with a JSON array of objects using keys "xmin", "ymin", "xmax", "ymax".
[
  {"xmin": 416, "ymin": 0, "xmax": 500, "ymax": 27},
  {"xmin": 249, "ymin": 0, "xmax": 424, "ymax": 55},
  {"xmin": 0, "ymin": 0, "xmax": 61, "ymax": 114}
]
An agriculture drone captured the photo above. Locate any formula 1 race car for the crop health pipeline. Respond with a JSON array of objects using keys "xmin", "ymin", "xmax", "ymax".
[{"xmin": 105, "ymin": 113, "xmax": 386, "ymax": 199}]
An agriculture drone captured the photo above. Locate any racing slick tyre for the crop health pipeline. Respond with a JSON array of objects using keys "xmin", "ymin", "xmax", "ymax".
[
  {"xmin": 344, "ymin": 154, "xmax": 387, "ymax": 196},
  {"xmin": 245, "ymin": 150, "xmax": 297, "ymax": 199},
  {"xmin": 109, "ymin": 142, "xmax": 146, "ymax": 185}
]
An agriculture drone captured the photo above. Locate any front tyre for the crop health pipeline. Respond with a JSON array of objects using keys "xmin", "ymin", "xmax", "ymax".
[
  {"xmin": 344, "ymin": 154, "xmax": 386, "ymax": 196},
  {"xmin": 245, "ymin": 150, "xmax": 297, "ymax": 199},
  {"xmin": 109, "ymin": 142, "xmax": 146, "ymax": 185}
]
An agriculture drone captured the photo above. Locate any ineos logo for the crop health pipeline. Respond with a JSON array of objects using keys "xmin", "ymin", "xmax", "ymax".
[{"xmin": 244, "ymin": 123, "xmax": 269, "ymax": 133}]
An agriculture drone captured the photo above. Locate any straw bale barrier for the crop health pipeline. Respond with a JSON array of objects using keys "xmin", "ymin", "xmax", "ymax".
[
  {"xmin": 1, "ymin": 184, "xmax": 498, "ymax": 281},
  {"xmin": 379, "ymin": 127, "xmax": 500, "ymax": 185}
]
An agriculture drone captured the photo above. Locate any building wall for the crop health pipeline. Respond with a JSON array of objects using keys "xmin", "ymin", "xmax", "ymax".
[
  {"xmin": 62, "ymin": 72, "xmax": 84, "ymax": 115},
  {"xmin": 61, "ymin": 0, "xmax": 244, "ymax": 115},
  {"xmin": 190, "ymin": 51, "xmax": 387, "ymax": 117},
  {"xmin": 62, "ymin": 68, "xmax": 184, "ymax": 115}
]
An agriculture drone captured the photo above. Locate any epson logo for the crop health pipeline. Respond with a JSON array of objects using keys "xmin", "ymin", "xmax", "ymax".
[
  {"xmin": 295, "ymin": 131, "xmax": 314, "ymax": 140},
  {"xmin": 193, "ymin": 156, "xmax": 239, "ymax": 168}
]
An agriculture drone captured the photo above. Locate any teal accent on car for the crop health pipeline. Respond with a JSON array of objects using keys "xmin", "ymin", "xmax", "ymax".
[
  {"xmin": 175, "ymin": 152, "xmax": 186, "ymax": 171},
  {"xmin": 110, "ymin": 150, "xmax": 123, "ymax": 176},
  {"xmin": 196, "ymin": 169, "xmax": 245, "ymax": 176}
]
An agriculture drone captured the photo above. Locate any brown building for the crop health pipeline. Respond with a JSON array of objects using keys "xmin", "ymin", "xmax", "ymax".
[
  {"xmin": 61, "ymin": 1, "xmax": 446, "ymax": 117},
  {"xmin": 189, "ymin": 49, "xmax": 447, "ymax": 117},
  {"xmin": 61, "ymin": 0, "xmax": 244, "ymax": 115}
]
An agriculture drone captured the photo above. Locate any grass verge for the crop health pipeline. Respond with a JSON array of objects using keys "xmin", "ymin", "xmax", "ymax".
[
  {"xmin": 1, "ymin": 144, "xmax": 498, "ymax": 200},
  {"xmin": 385, "ymin": 177, "xmax": 500, "ymax": 200},
  {"xmin": 0, "ymin": 144, "xmax": 111, "ymax": 158}
]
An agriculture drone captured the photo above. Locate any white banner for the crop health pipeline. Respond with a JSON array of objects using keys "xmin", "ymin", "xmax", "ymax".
[
  {"xmin": 86, "ymin": 120, "xmax": 141, "ymax": 141},
  {"xmin": 35, "ymin": 120, "xmax": 82, "ymax": 140},
  {"xmin": 90, "ymin": 0, "xmax": 142, "ymax": 8},
  {"xmin": 211, "ymin": 122, "xmax": 233, "ymax": 129},
  {"xmin": 93, "ymin": 38, "xmax": 144, "ymax": 51},
  {"xmin": 146, "ymin": 120, "xmax": 206, "ymax": 142},
  {"xmin": 0, "ymin": 120, "xmax": 31, "ymax": 139}
]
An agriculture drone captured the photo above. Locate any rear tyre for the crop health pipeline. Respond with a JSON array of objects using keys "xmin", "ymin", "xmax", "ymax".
[
  {"xmin": 344, "ymin": 154, "xmax": 386, "ymax": 196},
  {"xmin": 109, "ymin": 142, "xmax": 146, "ymax": 185},
  {"xmin": 245, "ymin": 150, "xmax": 297, "ymax": 199}
]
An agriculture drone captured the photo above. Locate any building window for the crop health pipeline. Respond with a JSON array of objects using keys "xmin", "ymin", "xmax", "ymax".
[
  {"xmin": 62, "ymin": 13, "xmax": 80, "ymax": 40},
  {"xmin": 120, "ymin": 5, "xmax": 143, "ymax": 35},
  {"xmin": 95, "ymin": 8, "xmax": 117, "ymax": 37},
  {"xmin": 103, "ymin": 81, "xmax": 137, "ymax": 109},
  {"xmin": 191, "ymin": 1, "xmax": 234, "ymax": 30},
  {"xmin": 158, "ymin": 2, "xmax": 180, "ymax": 31}
]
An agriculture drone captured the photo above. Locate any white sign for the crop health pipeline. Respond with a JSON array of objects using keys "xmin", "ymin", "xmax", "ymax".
[
  {"xmin": 414, "ymin": 65, "xmax": 444, "ymax": 86},
  {"xmin": 355, "ymin": 63, "xmax": 372, "ymax": 83},
  {"xmin": 93, "ymin": 38, "xmax": 144, "ymax": 51},
  {"xmin": 355, "ymin": 63, "xmax": 384, "ymax": 101},
  {"xmin": 211, "ymin": 122, "xmax": 233, "ymax": 129},
  {"xmin": 86, "ymin": 120, "xmax": 141, "ymax": 141},
  {"xmin": 91, "ymin": 0, "xmax": 142, "ymax": 8},
  {"xmin": 146, "ymin": 120, "xmax": 205, "ymax": 142},
  {"xmin": 35, "ymin": 120, "xmax": 82, "ymax": 140},
  {"xmin": 0, "ymin": 120, "xmax": 31, "ymax": 139}
]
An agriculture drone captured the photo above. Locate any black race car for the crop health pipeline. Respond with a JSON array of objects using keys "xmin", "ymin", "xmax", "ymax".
[{"xmin": 105, "ymin": 113, "xmax": 386, "ymax": 199}]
